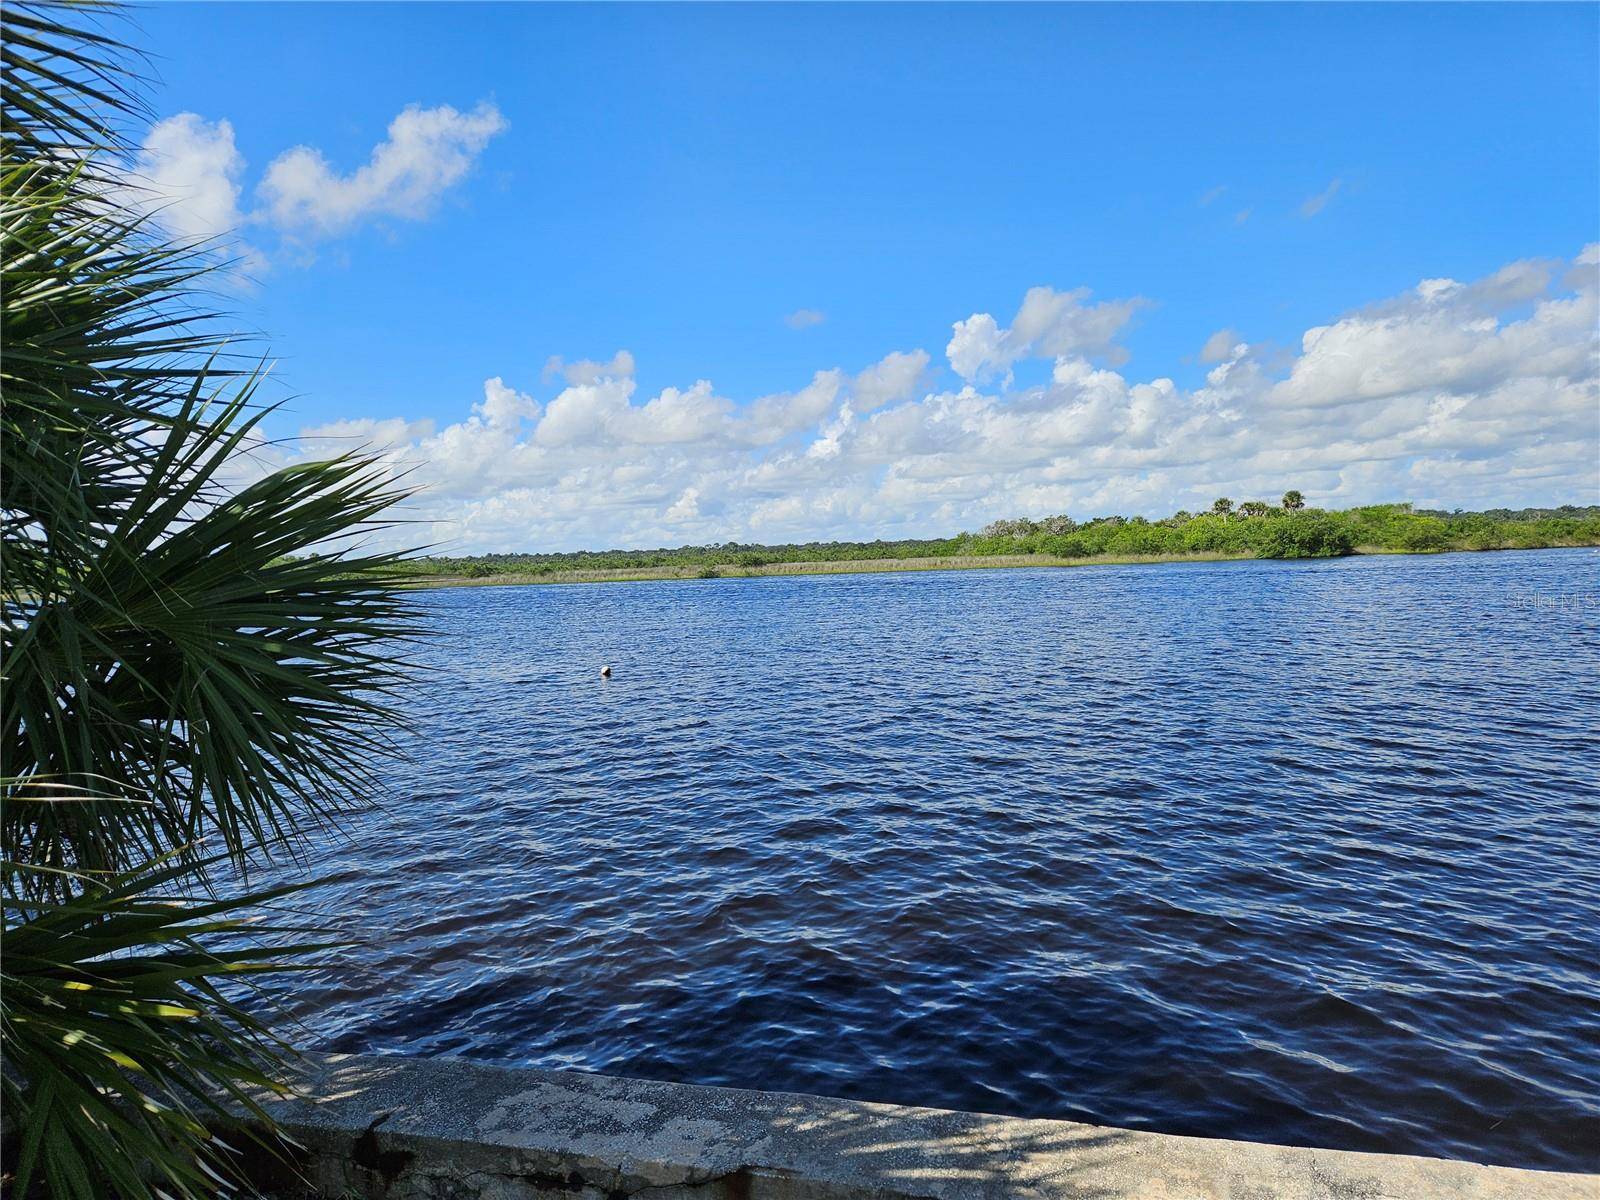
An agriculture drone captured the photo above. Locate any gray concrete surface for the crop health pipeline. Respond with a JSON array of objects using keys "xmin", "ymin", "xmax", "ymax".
[{"xmin": 235, "ymin": 1052, "xmax": 1597, "ymax": 1200}]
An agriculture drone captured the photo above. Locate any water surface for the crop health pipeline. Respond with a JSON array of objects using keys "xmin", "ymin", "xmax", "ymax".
[{"xmin": 263, "ymin": 550, "xmax": 1600, "ymax": 1171}]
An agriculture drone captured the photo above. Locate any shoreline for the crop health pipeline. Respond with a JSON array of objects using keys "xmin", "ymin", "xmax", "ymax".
[
  {"xmin": 405, "ymin": 550, "xmax": 1257, "ymax": 589},
  {"xmin": 399, "ymin": 542, "xmax": 1597, "ymax": 592}
]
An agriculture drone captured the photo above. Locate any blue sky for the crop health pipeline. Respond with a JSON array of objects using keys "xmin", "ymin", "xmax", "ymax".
[{"xmin": 130, "ymin": 3, "xmax": 1599, "ymax": 550}]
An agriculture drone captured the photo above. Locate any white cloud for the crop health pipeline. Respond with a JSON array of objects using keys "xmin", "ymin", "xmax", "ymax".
[
  {"xmin": 124, "ymin": 114, "xmax": 247, "ymax": 247},
  {"xmin": 852, "ymin": 350, "xmax": 929, "ymax": 412},
  {"xmin": 744, "ymin": 370, "xmax": 845, "ymax": 443},
  {"xmin": 1300, "ymin": 178, "xmax": 1342, "ymax": 218},
  {"xmin": 1199, "ymin": 329, "xmax": 1241, "ymax": 364},
  {"xmin": 665, "ymin": 487, "xmax": 701, "ymax": 522},
  {"xmin": 299, "ymin": 415, "xmax": 436, "ymax": 451},
  {"xmin": 947, "ymin": 286, "xmax": 1146, "ymax": 383},
  {"xmin": 259, "ymin": 102, "xmax": 507, "ymax": 239},
  {"xmin": 945, "ymin": 313, "xmax": 1005, "ymax": 383},
  {"xmin": 259, "ymin": 248, "xmax": 1598, "ymax": 552},
  {"xmin": 532, "ymin": 376, "xmax": 639, "ymax": 449},
  {"xmin": 1199, "ymin": 185, "xmax": 1226, "ymax": 206},
  {"xmin": 477, "ymin": 377, "xmax": 541, "ymax": 427},
  {"xmin": 542, "ymin": 350, "xmax": 636, "ymax": 387},
  {"xmin": 119, "ymin": 102, "xmax": 506, "ymax": 262},
  {"xmin": 785, "ymin": 308, "xmax": 826, "ymax": 330}
]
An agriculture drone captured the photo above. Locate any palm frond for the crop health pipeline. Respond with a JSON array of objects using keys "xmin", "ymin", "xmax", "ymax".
[
  {"xmin": 0, "ymin": 156, "xmax": 250, "ymax": 602},
  {"xmin": 1, "ymin": 851, "xmax": 335, "ymax": 1200},
  {"xmin": 2, "ymin": 415, "xmax": 423, "ymax": 872},
  {"xmin": 1, "ymin": 6, "xmax": 422, "ymax": 880},
  {"xmin": 2, "ymin": 4, "xmax": 427, "ymax": 1198},
  {"xmin": 1, "ymin": 1, "xmax": 146, "ymax": 173}
]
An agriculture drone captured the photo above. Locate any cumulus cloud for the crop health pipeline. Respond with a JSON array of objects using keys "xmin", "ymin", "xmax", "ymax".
[
  {"xmin": 477, "ymin": 377, "xmax": 541, "ymax": 427},
  {"xmin": 665, "ymin": 487, "xmax": 701, "ymax": 522},
  {"xmin": 744, "ymin": 370, "xmax": 845, "ymax": 443},
  {"xmin": 257, "ymin": 248, "xmax": 1597, "ymax": 552},
  {"xmin": 1301, "ymin": 178, "xmax": 1342, "ymax": 218},
  {"xmin": 1199, "ymin": 329, "xmax": 1241, "ymax": 364},
  {"xmin": 299, "ymin": 415, "xmax": 436, "ymax": 451},
  {"xmin": 785, "ymin": 308, "xmax": 826, "ymax": 330},
  {"xmin": 851, "ymin": 350, "xmax": 929, "ymax": 412},
  {"xmin": 947, "ymin": 286, "xmax": 1146, "ymax": 383},
  {"xmin": 259, "ymin": 102, "xmax": 506, "ymax": 239},
  {"xmin": 123, "ymin": 114, "xmax": 248, "ymax": 246},
  {"xmin": 542, "ymin": 350, "xmax": 636, "ymax": 387},
  {"xmin": 118, "ymin": 102, "xmax": 505, "ymax": 262}
]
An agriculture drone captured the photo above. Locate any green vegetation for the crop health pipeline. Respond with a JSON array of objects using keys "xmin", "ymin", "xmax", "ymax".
[
  {"xmin": 411, "ymin": 533, "xmax": 972, "ymax": 580},
  {"xmin": 5, "ymin": 8, "xmax": 1589, "ymax": 1196},
  {"xmin": 403, "ymin": 502, "xmax": 1600, "ymax": 586},
  {"xmin": 2, "ymin": 5, "xmax": 415, "ymax": 1197}
]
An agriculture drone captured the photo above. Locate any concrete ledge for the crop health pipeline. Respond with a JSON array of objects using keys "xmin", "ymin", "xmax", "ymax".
[{"xmin": 237, "ymin": 1052, "xmax": 1595, "ymax": 1200}]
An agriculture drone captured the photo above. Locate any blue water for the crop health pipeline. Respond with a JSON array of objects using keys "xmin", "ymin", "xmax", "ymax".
[{"xmin": 263, "ymin": 549, "xmax": 1600, "ymax": 1172}]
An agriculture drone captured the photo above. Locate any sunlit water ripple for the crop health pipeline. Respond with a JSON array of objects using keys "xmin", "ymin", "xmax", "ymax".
[{"xmin": 253, "ymin": 549, "xmax": 1600, "ymax": 1172}]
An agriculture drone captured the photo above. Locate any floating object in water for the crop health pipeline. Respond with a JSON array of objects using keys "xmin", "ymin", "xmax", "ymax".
[{"xmin": 599, "ymin": 664, "xmax": 612, "ymax": 678}]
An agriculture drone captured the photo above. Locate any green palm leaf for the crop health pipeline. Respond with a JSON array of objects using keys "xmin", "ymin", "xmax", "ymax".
[
  {"xmin": 2, "ymin": 849, "xmax": 337, "ymax": 1200},
  {"xmin": 2, "ymin": 4, "xmax": 426, "ymax": 1197}
]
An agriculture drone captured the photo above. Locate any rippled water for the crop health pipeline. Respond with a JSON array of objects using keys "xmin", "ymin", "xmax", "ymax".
[{"xmin": 260, "ymin": 549, "xmax": 1600, "ymax": 1172}]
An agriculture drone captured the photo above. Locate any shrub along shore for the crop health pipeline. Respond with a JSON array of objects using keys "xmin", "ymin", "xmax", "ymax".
[{"xmin": 401, "ymin": 502, "xmax": 1600, "ymax": 588}]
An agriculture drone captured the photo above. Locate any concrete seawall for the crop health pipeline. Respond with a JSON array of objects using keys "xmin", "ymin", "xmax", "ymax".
[{"xmin": 235, "ymin": 1053, "xmax": 1595, "ymax": 1200}]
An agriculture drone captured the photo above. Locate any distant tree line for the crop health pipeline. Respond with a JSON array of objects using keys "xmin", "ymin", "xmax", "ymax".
[
  {"xmin": 962, "ymin": 499, "xmax": 1600, "ymax": 561},
  {"xmin": 402, "ymin": 499, "xmax": 1600, "ymax": 579},
  {"xmin": 413, "ymin": 535, "xmax": 970, "ymax": 578}
]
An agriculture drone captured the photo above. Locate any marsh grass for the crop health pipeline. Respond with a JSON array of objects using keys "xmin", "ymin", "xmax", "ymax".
[
  {"xmin": 412, "ymin": 536, "xmax": 1600, "ymax": 592},
  {"xmin": 413, "ymin": 550, "xmax": 1265, "ymax": 589}
]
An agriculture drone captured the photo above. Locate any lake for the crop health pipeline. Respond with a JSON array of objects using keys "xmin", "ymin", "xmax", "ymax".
[{"xmin": 259, "ymin": 548, "xmax": 1600, "ymax": 1172}]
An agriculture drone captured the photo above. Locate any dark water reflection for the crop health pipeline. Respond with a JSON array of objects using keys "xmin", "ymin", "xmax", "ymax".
[{"xmin": 255, "ymin": 549, "xmax": 1600, "ymax": 1171}]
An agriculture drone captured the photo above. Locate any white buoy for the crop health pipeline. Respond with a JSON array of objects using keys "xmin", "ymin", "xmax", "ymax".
[{"xmin": 599, "ymin": 664, "xmax": 612, "ymax": 678}]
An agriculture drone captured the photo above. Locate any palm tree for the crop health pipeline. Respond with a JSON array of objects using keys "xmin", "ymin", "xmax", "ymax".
[
  {"xmin": 1211, "ymin": 497, "xmax": 1234, "ymax": 515},
  {"xmin": 1282, "ymin": 489, "xmax": 1305, "ymax": 511},
  {"xmin": 1239, "ymin": 500, "xmax": 1271, "ymax": 518},
  {"xmin": 2, "ymin": 4, "xmax": 419, "ymax": 1196}
]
